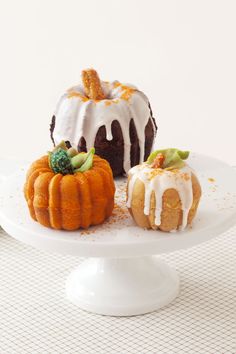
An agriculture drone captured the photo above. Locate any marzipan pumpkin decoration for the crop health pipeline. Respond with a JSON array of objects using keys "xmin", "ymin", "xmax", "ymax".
[
  {"xmin": 127, "ymin": 148, "xmax": 201, "ymax": 232},
  {"xmin": 24, "ymin": 142, "xmax": 115, "ymax": 230}
]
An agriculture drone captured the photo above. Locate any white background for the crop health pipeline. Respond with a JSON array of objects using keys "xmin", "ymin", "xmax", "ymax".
[{"xmin": 0, "ymin": 0, "xmax": 235, "ymax": 164}]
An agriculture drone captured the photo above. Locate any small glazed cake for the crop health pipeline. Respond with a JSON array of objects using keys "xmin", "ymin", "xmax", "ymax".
[
  {"xmin": 127, "ymin": 149, "xmax": 201, "ymax": 232},
  {"xmin": 50, "ymin": 69, "xmax": 157, "ymax": 176},
  {"xmin": 24, "ymin": 142, "xmax": 115, "ymax": 230}
]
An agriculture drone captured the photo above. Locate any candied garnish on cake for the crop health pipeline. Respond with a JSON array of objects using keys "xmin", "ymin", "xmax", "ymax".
[{"xmin": 82, "ymin": 69, "xmax": 105, "ymax": 100}]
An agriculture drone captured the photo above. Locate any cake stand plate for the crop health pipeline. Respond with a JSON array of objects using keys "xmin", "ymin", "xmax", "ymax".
[{"xmin": 0, "ymin": 153, "xmax": 236, "ymax": 316}]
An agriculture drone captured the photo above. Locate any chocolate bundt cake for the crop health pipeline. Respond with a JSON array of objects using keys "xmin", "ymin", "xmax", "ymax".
[{"xmin": 50, "ymin": 69, "xmax": 157, "ymax": 176}]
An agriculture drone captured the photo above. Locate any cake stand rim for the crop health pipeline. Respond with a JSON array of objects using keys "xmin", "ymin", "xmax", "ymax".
[
  {"xmin": 0, "ymin": 209, "xmax": 235, "ymax": 257},
  {"xmin": 0, "ymin": 153, "xmax": 236, "ymax": 258}
]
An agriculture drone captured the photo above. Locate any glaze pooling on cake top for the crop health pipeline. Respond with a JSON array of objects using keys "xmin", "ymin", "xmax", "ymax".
[{"xmin": 52, "ymin": 69, "xmax": 156, "ymax": 174}]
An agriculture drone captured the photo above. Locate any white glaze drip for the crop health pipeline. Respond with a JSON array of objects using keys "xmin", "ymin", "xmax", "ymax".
[
  {"xmin": 53, "ymin": 81, "xmax": 153, "ymax": 174},
  {"xmin": 127, "ymin": 164, "xmax": 194, "ymax": 231}
]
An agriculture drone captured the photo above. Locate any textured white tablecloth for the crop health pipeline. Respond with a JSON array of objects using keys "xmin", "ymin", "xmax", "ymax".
[{"xmin": 0, "ymin": 224, "xmax": 235, "ymax": 354}]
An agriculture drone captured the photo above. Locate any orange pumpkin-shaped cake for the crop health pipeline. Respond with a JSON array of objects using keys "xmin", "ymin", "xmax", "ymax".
[{"xmin": 24, "ymin": 142, "xmax": 115, "ymax": 230}]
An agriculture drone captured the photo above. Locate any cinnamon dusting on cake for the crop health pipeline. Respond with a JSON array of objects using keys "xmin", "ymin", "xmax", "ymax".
[{"xmin": 82, "ymin": 69, "xmax": 105, "ymax": 100}]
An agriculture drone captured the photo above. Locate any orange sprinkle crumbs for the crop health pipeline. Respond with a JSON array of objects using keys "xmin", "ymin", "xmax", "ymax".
[
  {"xmin": 67, "ymin": 91, "xmax": 89, "ymax": 102},
  {"xmin": 113, "ymin": 81, "xmax": 121, "ymax": 88},
  {"xmin": 113, "ymin": 83, "xmax": 136, "ymax": 101},
  {"xmin": 148, "ymin": 168, "xmax": 191, "ymax": 181},
  {"xmin": 167, "ymin": 168, "xmax": 179, "ymax": 174},
  {"xmin": 111, "ymin": 203, "xmax": 129, "ymax": 222},
  {"xmin": 182, "ymin": 173, "xmax": 191, "ymax": 181},
  {"xmin": 148, "ymin": 169, "xmax": 164, "ymax": 180},
  {"xmin": 208, "ymin": 178, "xmax": 216, "ymax": 183},
  {"xmin": 80, "ymin": 229, "xmax": 94, "ymax": 236},
  {"xmin": 120, "ymin": 86, "xmax": 135, "ymax": 101},
  {"xmin": 82, "ymin": 69, "xmax": 105, "ymax": 100},
  {"xmin": 104, "ymin": 99, "xmax": 120, "ymax": 106},
  {"xmin": 120, "ymin": 84, "xmax": 133, "ymax": 90}
]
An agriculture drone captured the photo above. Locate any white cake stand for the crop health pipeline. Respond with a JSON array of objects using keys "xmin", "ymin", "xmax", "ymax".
[{"xmin": 0, "ymin": 153, "xmax": 236, "ymax": 316}]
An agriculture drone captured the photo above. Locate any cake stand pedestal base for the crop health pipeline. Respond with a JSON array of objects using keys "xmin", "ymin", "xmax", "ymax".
[{"xmin": 66, "ymin": 256, "xmax": 180, "ymax": 316}]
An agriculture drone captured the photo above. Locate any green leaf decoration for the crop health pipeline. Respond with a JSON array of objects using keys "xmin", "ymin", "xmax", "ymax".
[
  {"xmin": 71, "ymin": 152, "xmax": 88, "ymax": 169},
  {"xmin": 67, "ymin": 147, "xmax": 78, "ymax": 158},
  {"xmin": 74, "ymin": 148, "xmax": 95, "ymax": 173},
  {"xmin": 48, "ymin": 141, "xmax": 96, "ymax": 175},
  {"xmin": 147, "ymin": 148, "xmax": 189, "ymax": 169}
]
